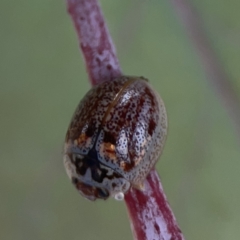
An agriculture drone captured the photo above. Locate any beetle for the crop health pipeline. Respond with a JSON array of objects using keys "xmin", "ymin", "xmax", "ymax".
[{"xmin": 63, "ymin": 76, "xmax": 167, "ymax": 200}]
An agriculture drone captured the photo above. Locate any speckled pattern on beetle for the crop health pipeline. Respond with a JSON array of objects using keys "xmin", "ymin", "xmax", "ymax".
[{"xmin": 64, "ymin": 76, "xmax": 167, "ymax": 201}]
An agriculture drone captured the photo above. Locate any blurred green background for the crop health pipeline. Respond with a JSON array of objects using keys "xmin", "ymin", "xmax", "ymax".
[{"xmin": 1, "ymin": 0, "xmax": 240, "ymax": 239}]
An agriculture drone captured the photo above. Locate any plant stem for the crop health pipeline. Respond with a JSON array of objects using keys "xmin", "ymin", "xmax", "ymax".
[
  {"xmin": 125, "ymin": 170, "xmax": 184, "ymax": 240},
  {"xmin": 67, "ymin": 0, "xmax": 122, "ymax": 85},
  {"xmin": 66, "ymin": 0, "xmax": 184, "ymax": 239}
]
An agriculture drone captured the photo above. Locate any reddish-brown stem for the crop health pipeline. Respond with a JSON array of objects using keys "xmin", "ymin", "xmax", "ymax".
[
  {"xmin": 168, "ymin": 0, "xmax": 240, "ymax": 140},
  {"xmin": 67, "ymin": 0, "xmax": 122, "ymax": 85},
  {"xmin": 66, "ymin": 0, "xmax": 184, "ymax": 239},
  {"xmin": 125, "ymin": 170, "xmax": 184, "ymax": 240}
]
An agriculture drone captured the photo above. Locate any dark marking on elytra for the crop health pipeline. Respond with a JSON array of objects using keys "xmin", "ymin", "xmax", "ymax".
[
  {"xmin": 103, "ymin": 131, "xmax": 116, "ymax": 145},
  {"xmin": 123, "ymin": 162, "xmax": 136, "ymax": 172},
  {"xmin": 148, "ymin": 118, "xmax": 156, "ymax": 136},
  {"xmin": 145, "ymin": 86, "xmax": 155, "ymax": 102},
  {"xmin": 85, "ymin": 124, "xmax": 95, "ymax": 138},
  {"xmin": 70, "ymin": 147, "xmax": 123, "ymax": 184}
]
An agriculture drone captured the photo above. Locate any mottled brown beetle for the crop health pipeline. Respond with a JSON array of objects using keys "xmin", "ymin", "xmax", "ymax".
[{"xmin": 63, "ymin": 76, "xmax": 167, "ymax": 201}]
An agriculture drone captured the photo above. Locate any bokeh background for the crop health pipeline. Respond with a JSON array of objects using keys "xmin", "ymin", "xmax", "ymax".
[{"xmin": 1, "ymin": 0, "xmax": 240, "ymax": 239}]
